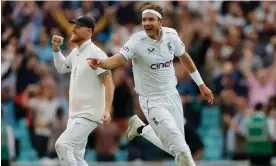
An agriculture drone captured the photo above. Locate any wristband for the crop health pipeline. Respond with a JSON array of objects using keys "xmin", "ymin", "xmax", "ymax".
[{"xmin": 189, "ymin": 70, "xmax": 204, "ymax": 86}]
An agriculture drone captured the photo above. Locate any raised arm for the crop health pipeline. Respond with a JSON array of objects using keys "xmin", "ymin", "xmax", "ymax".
[
  {"xmin": 52, "ymin": 35, "xmax": 72, "ymax": 74},
  {"xmin": 240, "ymin": 48, "xmax": 254, "ymax": 80},
  {"xmin": 53, "ymin": 51, "xmax": 72, "ymax": 74}
]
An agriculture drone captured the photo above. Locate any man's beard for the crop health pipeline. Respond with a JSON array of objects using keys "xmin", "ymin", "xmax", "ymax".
[{"xmin": 70, "ymin": 34, "xmax": 82, "ymax": 43}]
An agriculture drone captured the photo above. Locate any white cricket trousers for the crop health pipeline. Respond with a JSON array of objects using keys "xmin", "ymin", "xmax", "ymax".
[
  {"xmin": 55, "ymin": 116, "xmax": 99, "ymax": 166},
  {"xmin": 139, "ymin": 89, "xmax": 196, "ymax": 166}
]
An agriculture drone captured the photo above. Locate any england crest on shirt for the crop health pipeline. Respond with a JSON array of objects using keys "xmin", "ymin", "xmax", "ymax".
[{"xmin": 167, "ymin": 42, "xmax": 173, "ymax": 54}]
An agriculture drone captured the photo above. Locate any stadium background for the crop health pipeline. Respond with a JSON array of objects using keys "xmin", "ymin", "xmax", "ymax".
[{"xmin": 1, "ymin": 1, "xmax": 276, "ymax": 166}]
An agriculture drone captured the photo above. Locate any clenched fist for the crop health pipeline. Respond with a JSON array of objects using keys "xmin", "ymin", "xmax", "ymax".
[{"xmin": 52, "ymin": 35, "xmax": 64, "ymax": 52}]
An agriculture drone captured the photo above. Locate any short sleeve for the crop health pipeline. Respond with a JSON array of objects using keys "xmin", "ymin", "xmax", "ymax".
[
  {"xmin": 94, "ymin": 51, "xmax": 108, "ymax": 76},
  {"xmin": 119, "ymin": 36, "xmax": 137, "ymax": 60},
  {"xmin": 173, "ymin": 32, "xmax": 186, "ymax": 57}
]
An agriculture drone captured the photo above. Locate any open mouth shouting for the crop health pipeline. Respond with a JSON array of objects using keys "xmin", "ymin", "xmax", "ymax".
[{"xmin": 145, "ymin": 26, "xmax": 153, "ymax": 32}]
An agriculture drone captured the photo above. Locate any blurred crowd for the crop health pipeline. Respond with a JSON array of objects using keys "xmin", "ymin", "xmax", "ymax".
[{"xmin": 1, "ymin": 1, "xmax": 276, "ymax": 164}]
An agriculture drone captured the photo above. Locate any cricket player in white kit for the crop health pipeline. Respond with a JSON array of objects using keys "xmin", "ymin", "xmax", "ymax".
[
  {"xmin": 88, "ymin": 4, "xmax": 214, "ymax": 166},
  {"xmin": 52, "ymin": 15, "xmax": 114, "ymax": 166}
]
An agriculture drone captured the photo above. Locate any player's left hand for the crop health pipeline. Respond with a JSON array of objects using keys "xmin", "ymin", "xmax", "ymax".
[
  {"xmin": 199, "ymin": 84, "xmax": 214, "ymax": 104},
  {"xmin": 102, "ymin": 110, "xmax": 111, "ymax": 124}
]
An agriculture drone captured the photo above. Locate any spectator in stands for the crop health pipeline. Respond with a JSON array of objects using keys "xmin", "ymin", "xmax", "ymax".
[
  {"xmin": 266, "ymin": 96, "xmax": 276, "ymax": 157},
  {"xmin": 105, "ymin": 32, "xmax": 122, "ymax": 56},
  {"xmin": 1, "ymin": 89, "xmax": 15, "ymax": 126},
  {"xmin": 21, "ymin": 75, "xmax": 59, "ymax": 158},
  {"xmin": 220, "ymin": 88, "xmax": 238, "ymax": 157},
  {"xmin": 226, "ymin": 95, "xmax": 252, "ymax": 160},
  {"xmin": 34, "ymin": 28, "xmax": 53, "ymax": 63},
  {"xmin": 75, "ymin": 1, "xmax": 97, "ymax": 18},
  {"xmin": 245, "ymin": 103, "xmax": 273, "ymax": 166},
  {"xmin": 14, "ymin": 2, "xmax": 43, "ymax": 46},
  {"xmin": 51, "ymin": 2, "xmax": 75, "ymax": 35},
  {"xmin": 241, "ymin": 42, "xmax": 276, "ymax": 108},
  {"xmin": 75, "ymin": 1, "xmax": 113, "ymax": 37},
  {"xmin": 15, "ymin": 48, "xmax": 40, "ymax": 95},
  {"xmin": 115, "ymin": 2, "xmax": 142, "ymax": 44},
  {"xmin": 36, "ymin": 63, "xmax": 50, "ymax": 79},
  {"xmin": 218, "ymin": 2, "xmax": 246, "ymax": 28},
  {"xmin": 13, "ymin": 49, "xmax": 40, "ymax": 122},
  {"xmin": 213, "ymin": 61, "xmax": 247, "ymax": 96},
  {"xmin": 1, "ymin": 38, "xmax": 17, "ymax": 92},
  {"xmin": 1, "ymin": 111, "xmax": 16, "ymax": 166}
]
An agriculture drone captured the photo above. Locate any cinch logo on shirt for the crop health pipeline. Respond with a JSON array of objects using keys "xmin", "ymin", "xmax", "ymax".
[{"xmin": 150, "ymin": 60, "xmax": 173, "ymax": 70}]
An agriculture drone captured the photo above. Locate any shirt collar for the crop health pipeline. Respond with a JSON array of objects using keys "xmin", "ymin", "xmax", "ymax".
[{"xmin": 78, "ymin": 39, "xmax": 92, "ymax": 52}]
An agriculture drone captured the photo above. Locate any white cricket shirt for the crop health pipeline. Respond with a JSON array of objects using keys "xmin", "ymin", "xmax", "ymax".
[
  {"xmin": 119, "ymin": 27, "xmax": 185, "ymax": 96},
  {"xmin": 54, "ymin": 39, "xmax": 107, "ymax": 123}
]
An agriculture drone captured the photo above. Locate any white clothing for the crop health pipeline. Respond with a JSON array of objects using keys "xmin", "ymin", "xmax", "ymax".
[
  {"xmin": 268, "ymin": 116, "xmax": 276, "ymax": 141},
  {"xmin": 55, "ymin": 117, "xmax": 99, "ymax": 166},
  {"xmin": 139, "ymin": 89, "xmax": 184, "ymax": 135},
  {"xmin": 54, "ymin": 39, "xmax": 107, "ymax": 123},
  {"xmin": 226, "ymin": 112, "xmax": 247, "ymax": 153},
  {"xmin": 6, "ymin": 126, "xmax": 15, "ymax": 160},
  {"xmin": 139, "ymin": 89, "xmax": 195, "ymax": 166},
  {"xmin": 119, "ymin": 27, "xmax": 185, "ymax": 97},
  {"xmin": 1, "ymin": 50, "xmax": 14, "ymax": 77},
  {"xmin": 119, "ymin": 27, "xmax": 195, "ymax": 165},
  {"xmin": 28, "ymin": 98, "xmax": 59, "ymax": 136}
]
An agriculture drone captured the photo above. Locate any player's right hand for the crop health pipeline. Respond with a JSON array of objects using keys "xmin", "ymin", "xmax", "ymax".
[
  {"xmin": 52, "ymin": 35, "xmax": 64, "ymax": 52},
  {"xmin": 102, "ymin": 110, "xmax": 111, "ymax": 124},
  {"xmin": 87, "ymin": 57, "xmax": 101, "ymax": 70}
]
